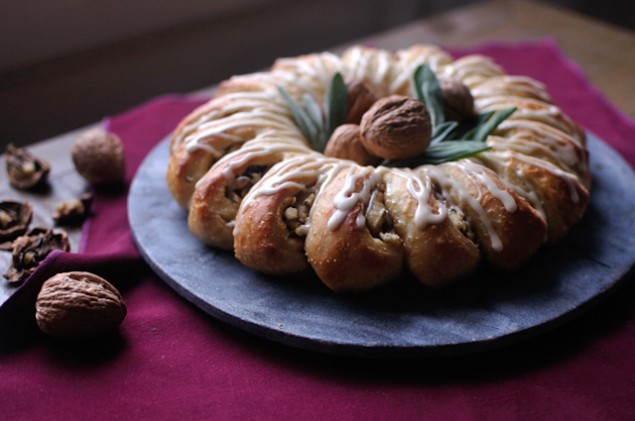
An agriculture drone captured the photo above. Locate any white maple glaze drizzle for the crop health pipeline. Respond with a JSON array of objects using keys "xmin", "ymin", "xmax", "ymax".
[
  {"xmin": 458, "ymin": 160, "xmax": 518, "ymax": 213},
  {"xmin": 374, "ymin": 50, "xmax": 392, "ymax": 87},
  {"xmin": 476, "ymin": 97, "xmax": 581, "ymax": 139},
  {"xmin": 427, "ymin": 163, "xmax": 505, "ymax": 251},
  {"xmin": 171, "ymin": 45, "xmax": 590, "ymax": 256},
  {"xmin": 391, "ymin": 168, "xmax": 447, "ymax": 227},
  {"xmin": 442, "ymin": 55, "xmax": 504, "ymax": 88},
  {"xmin": 212, "ymin": 134, "xmax": 310, "ymax": 184},
  {"xmin": 509, "ymin": 151, "xmax": 582, "ymax": 203},
  {"xmin": 342, "ymin": 47, "xmax": 367, "ymax": 84},
  {"xmin": 476, "ymin": 151, "xmax": 548, "ymax": 223},
  {"xmin": 392, "ymin": 46, "xmax": 452, "ymax": 95},
  {"xmin": 240, "ymin": 156, "xmax": 312, "ymax": 207},
  {"xmin": 471, "ymin": 75, "xmax": 551, "ymax": 102},
  {"xmin": 493, "ymin": 121, "xmax": 586, "ymax": 177},
  {"xmin": 238, "ymin": 155, "xmax": 355, "ymax": 236},
  {"xmin": 328, "ymin": 167, "xmax": 386, "ymax": 231},
  {"xmin": 251, "ymin": 155, "xmax": 344, "ymax": 198}
]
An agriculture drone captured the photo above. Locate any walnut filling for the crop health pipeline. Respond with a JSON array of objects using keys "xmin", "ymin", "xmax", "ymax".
[
  {"xmin": 433, "ymin": 185, "xmax": 477, "ymax": 242},
  {"xmin": 282, "ymin": 190, "xmax": 316, "ymax": 237},
  {"xmin": 448, "ymin": 206, "xmax": 476, "ymax": 242},
  {"xmin": 365, "ymin": 184, "xmax": 400, "ymax": 246},
  {"xmin": 225, "ymin": 165, "xmax": 269, "ymax": 203}
]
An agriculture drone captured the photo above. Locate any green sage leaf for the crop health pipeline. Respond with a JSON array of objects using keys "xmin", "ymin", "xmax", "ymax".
[
  {"xmin": 278, "ymin": 86, "xmax": 321, "ymax": 150},
  {"xmin": 302, "ymin": 93, "xmax": 323, "ymax": 129},
  {"xmin": 384, "ymin": 141, "xmax": 491, "ymax": 167},
  {"xmin": 302, "ymin": 93, "xmax": 327, "ymax": 149},
  {"xmin": 431, "ymin": 121, "xmax": 458, "ymax": 145},
  {"xmin": 461, "ymin": 107, "xmax": 517, "ymax": 142},
  {"xmin": 413, "ymin": 64, "xmax": 444, "ymax": 127},
  {"xmin": 325, "ymin": 72, "xmax": 348, "ymax": 142},
  {"xmin": 422, "ymin": 141, "xmax": 492, "ymax": 164}
]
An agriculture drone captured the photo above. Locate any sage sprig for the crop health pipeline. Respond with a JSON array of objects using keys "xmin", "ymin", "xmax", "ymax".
[
  {"xmin": 278, "ymin": 72, "xmax": 348, "ymax": 153},
  {"xmin": 383, "ymin": 106, "xmax": 517, "ymax": 166},
  {"xmin": 384, "ymin": 141, "xmax": 492, "ymax": 167},
  {"xmin": 430, "ymin": 121, "xmax": 458, "ymax": 145},
  {"xmin": 381, "ymin": 64, "xmax": 518, "ymax": 166},
  {"xmin": 325, "ymin": 72, "xmax": 348, "ymax": 139},
  {"xmin": 461, "ymin": 107, "xmax": 517, "ymax": 142},
  {"xmin": 279, "ymin": 64, "xmax": 516, "ymax": 165}
]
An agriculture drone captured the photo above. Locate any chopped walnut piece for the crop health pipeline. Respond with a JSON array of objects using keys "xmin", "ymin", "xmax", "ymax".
[
  {"xmin": 5, "ymin": 144, "xmax": 50, "ymax": 190},
  {"xmin": 3, "ymin": 228, "xmax": 70, "ymax": 284},
  {"xmin": 0, "ymin": 201, "xmax": 33, "ymax": 244},
  {"xmin": 53, "ymin": 193, "xmax": 93, "ymax": 225},
  {"xmin": 226, "ymin": 165, "xmax": 268, "ymax": 203},
  {"xmin": 282, "ymin": 190, "xmax": 315, "ymax": 237},
  {"xmin": 364, "ymin": 185, "xmax": 400, "ymax": 246}
]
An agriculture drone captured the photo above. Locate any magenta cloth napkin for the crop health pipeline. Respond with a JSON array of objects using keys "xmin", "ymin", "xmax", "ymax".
[{"xmin": 2, "ymin": 40, "xmax": 635, "ymax": 420}]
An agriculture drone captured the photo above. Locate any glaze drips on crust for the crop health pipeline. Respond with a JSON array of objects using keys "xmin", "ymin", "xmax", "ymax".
[{"xmin": 166, "ymin": 45, "xmax": 590, "ymax": 293}]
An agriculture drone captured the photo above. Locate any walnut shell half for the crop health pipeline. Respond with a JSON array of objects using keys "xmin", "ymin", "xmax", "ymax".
[
  {"xmin": 35, "ymin": 271, "xmax": 127, "ymax": 339},
  {"xmin": 439, "ymin": 77, "xmax": 476, "ymax": 122},
  {"xmin": 3, "ymin": 228, "xmax": 70, "ymax": 284},
  {"xmin": 0, "ymin": 201, "xmax": 33, "ymax": 244},
  {"xmin": 5, "ymin": 144, "xmax": 50, "ymax": 190}
]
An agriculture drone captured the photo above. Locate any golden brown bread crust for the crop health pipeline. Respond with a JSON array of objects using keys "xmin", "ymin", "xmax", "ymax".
[
  {"xmin": 486, "ymin": 152, "xmax": 590, "ymax": 243},
  {"xmin": 165, "ymin": 44, "xmax": 592, "ymax": 293},
  {"xmin": 233, "ymin": 189, "xmax": 307, "ymax": 275},
  {"xmin": 166, "ymin": 99, "xmax": 259, "ymax": 209},
  {"xmin": 167, "ymin": 142, "xmax": 219, "ymax": 209}
]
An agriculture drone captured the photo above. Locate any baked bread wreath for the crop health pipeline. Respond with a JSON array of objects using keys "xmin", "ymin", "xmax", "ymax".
[{"xmin": 166, "ymin": 45, "xmax": 590, "ymax": 292}]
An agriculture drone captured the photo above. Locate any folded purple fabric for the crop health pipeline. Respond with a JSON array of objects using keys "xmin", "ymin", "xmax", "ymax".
[{"xmin": 2, "ymin": 41, "xmax": 634, "ymax": 420}]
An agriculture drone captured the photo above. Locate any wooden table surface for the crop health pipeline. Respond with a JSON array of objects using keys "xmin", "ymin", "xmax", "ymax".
[{"xmin": 1, "ymin": 0, "xmax": 635, "ymax": 302}]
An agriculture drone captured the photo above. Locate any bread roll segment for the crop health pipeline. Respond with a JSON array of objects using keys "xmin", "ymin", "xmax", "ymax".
[
  {"xmin": 188, "ymin": 135, "xmax": 311, "ymax": 250},
  {"xmin": 233, "ymin": 155, "xmax": 336, "ymax": 275},
  {"xmin": 383, "ymin": 169, "xmax": 481, "ymax": 288},
  {"xmin": 432, "ymin": 161, "xmax": 547, "ymax": 270},
  {"xmin": 304, "ymin": 166, "xmax": 404, "ymax": 293}
]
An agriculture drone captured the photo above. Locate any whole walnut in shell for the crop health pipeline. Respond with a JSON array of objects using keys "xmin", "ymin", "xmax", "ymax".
[
  {"xmin": 360, "ymin": 95, "xmax": 432, "ymax": 160},
  {"xmin": 35, "ymin": 271, "xmax": 127, "ymax": 339},
  {"xmin": 72, "ymin": 129, "xmax": 125, "ymax": 185},
  {"xmin": 324, "ymin": 124, "xmax": 381, "ymax": 166},
  {"xmin": 0, "ymin": 201, "xmax": 33, "ymax": 244},
  {"xmin": 439, "ymin": 77, "xmax": 476, "ymax": 122},
  {"xmin": 345, "ymin": 81, "xmax": 379, "ymax": 125}
]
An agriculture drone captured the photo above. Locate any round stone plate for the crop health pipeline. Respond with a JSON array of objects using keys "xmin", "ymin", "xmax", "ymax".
[{"xmin": 128, "ymin": 133, "xmax": 635, "ymax": 358}]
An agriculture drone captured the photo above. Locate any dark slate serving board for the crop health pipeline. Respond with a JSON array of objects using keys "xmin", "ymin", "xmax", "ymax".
[{"xmin": 128, "ymin": 133, "xmax": 635, "ymax": 358}]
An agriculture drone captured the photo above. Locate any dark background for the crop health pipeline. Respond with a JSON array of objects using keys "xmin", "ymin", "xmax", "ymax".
[{"xmin": 1, "ymin": 0, "xmax": 633, "ymax": 147}]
